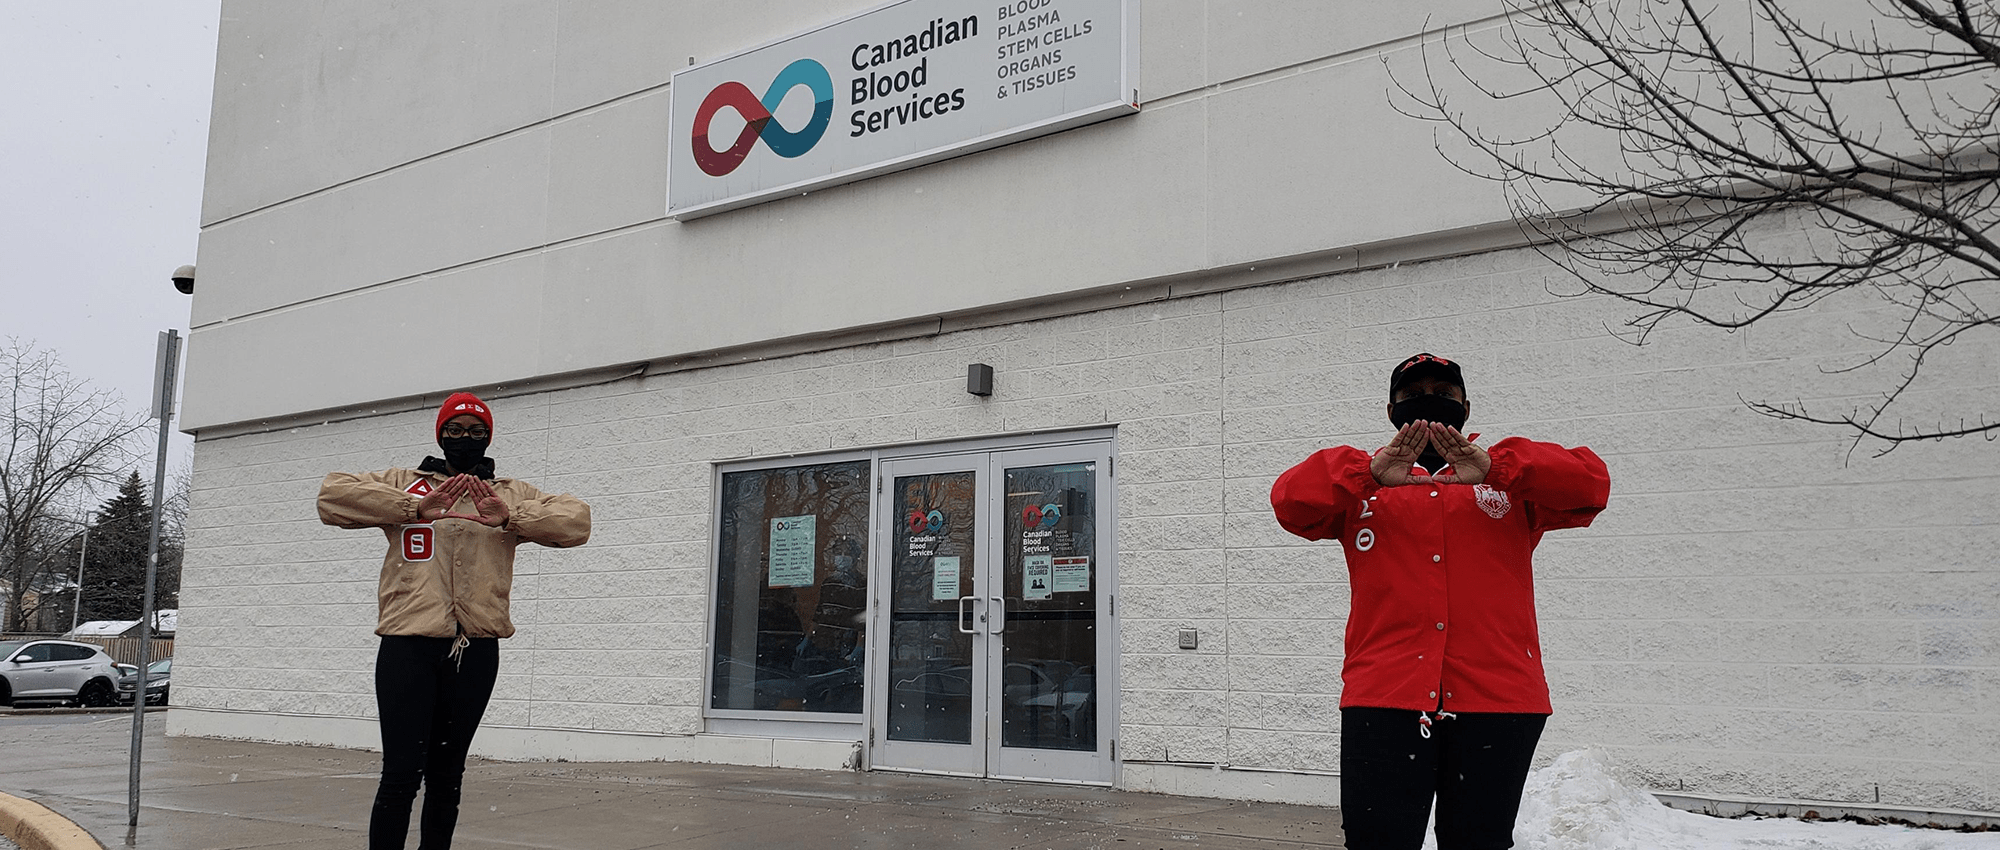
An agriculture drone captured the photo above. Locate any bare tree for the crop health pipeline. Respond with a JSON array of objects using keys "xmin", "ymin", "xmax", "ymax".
[
  {"xmin": 0, "ymin": 341, "xmax": 143, "ymax": 632},
  {"xmin": 1393, "ymin": 0, "xmax": 1998, "ymax": 451}
]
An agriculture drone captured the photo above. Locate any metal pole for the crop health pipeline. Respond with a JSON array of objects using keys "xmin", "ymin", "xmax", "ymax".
[
  {"xmin": 130, "ymin": 329, "xmax": 178, "ymax": 827},
  {"xmin": 70, "ymin": 526, "xmax": 88, "ymax": 635}
]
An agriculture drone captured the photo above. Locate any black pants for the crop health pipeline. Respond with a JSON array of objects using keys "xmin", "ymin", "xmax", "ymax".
[
  {"xmin": 1339, "ymin": 707, "xmax": 1547, "ymax": 850},
  {"xmin": 370, "ymin": 635, "xmax": 499, "ymax": 850}
]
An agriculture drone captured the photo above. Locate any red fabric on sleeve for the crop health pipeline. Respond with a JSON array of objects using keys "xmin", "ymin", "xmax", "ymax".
[
  {"xmin": 1271, "ymin": 446, "xmax": 1379, "ymax": 541},
  {"xmin": 1484, "ymin": 437, "xmax": 1610, "ymax": 532}
]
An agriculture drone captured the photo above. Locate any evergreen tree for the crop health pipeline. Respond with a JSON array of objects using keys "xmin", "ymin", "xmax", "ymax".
[{"xmin": 78, "ymin": 472, "xmax": 153, "ymax": 622}]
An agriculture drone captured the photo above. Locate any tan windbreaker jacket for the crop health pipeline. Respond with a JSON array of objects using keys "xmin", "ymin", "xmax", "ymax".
[{"xmin": 317, "ymin": 468, "xmax": 591, "ymax": 638}]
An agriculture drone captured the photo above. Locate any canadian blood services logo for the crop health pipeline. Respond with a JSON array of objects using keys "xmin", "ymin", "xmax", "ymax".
[
  {"xmin": 1021, "ymin": 502, "xmax": 1062, "ymax": 529},
  {"xmin": 906, "ymin": 509, "xmax": 946, "ymax": 536},
  {"xmin": 691, "ymin": 58, "xmax": 835, "ymax": 176}
]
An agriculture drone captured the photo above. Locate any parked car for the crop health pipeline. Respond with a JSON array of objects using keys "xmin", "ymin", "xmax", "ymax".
[
  {"xmin": 116, "ymin": 657, "xmax": 172, "ymax": 706},
  {"xmin": 0, "ymin": 639, "xmax": 123, "ymax": 707},
  {"xmin": 888, "ymin": 665, "xmax": 975, "ymax": 741},
  {"xmin": 713, "ymin": 655, "xmax": 862, "ymax": 713},
  {"xmin": 1001, "ymin": 662, "xmax": 1096, "ymax": 748}
]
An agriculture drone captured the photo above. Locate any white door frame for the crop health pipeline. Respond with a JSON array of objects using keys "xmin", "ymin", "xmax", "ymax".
[
  {"xmin": 869, "ymin": 452, "xmax": 993, "ymax": 777},
  {"xmin": 866, "ymin": 436, "xmax": 1118, "ymax": 785}
]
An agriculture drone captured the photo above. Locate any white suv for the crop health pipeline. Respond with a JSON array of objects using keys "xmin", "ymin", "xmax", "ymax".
[{"xmin": 0, "ymin": 639, "xmax": 123, "ymax": 707}]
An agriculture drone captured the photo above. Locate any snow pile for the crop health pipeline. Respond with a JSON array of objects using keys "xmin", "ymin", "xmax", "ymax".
[
  {"xmin": 1422, "ymin": 749, "xmax": 1996, "ymax": 850},
  {"xmin": 1513, "ymin": 750, "xmax": 1719, "ymax": 850}
]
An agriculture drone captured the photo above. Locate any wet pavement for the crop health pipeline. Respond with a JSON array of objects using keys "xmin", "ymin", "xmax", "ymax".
[{"xmin": 0, "ymin": 711, "xmax": 1346, "ymax": 849}]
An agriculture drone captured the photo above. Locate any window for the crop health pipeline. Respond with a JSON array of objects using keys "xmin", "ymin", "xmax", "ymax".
[
  {"xmin": 54, "ymin": 645, "xmax": 97, "ymax": 662},
  {"xmin": 710, "ymin": 459, "xmax": 870, "ymax": 714},
  {"xmin": 13, "ymin": 644, "xmax": 52, "ymax": 663}
]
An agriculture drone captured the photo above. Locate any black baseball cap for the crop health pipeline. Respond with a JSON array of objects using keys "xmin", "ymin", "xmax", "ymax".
[{"xmin": 1390, "ymin": 353, "xmax": 1465, "ymax": 398}]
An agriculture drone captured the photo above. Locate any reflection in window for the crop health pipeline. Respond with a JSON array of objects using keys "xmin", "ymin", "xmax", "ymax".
[
  {"xmin": 886, "ymin": 471, "xmax": 980, "ymax": 744},
  {"xmin": 711, "ymin": 460, "xmax": 870, "ymax": 714},
  {"xmin": 1001, "ymin": 462, "xmax": 1098, "ymax": 750}
]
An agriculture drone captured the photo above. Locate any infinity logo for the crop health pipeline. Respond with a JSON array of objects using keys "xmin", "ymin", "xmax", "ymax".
[
  {"xmin": 691, "ymin": 58, "xmax": 834, "ymax": 177},
  {"xmin": 906, "ymin": 509, "xmax": 946, "ymax": 535},
  {"xmin": 1021, "ymin": 503, "xmax": 1062, "ymax": 529}
]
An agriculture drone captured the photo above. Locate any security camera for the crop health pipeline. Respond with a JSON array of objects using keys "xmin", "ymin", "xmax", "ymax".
[{"xmin": 171, "ymin": 264, "xmax": 195, "ymax": 295}]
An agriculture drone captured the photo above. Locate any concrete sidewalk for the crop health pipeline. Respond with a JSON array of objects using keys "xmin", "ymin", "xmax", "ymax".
[{"xmin": 0, "ymin": 711, "xmax": 1346, "ymax": 849}]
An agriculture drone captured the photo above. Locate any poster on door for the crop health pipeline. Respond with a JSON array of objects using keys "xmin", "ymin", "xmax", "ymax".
[
  {"xmin": 1052, "ymin": 555, "xmax": 1089, "ymax": 593},
  {"xmin": 1024, "ymin": 554, "xmax": 1053, "ymax": 600},
  {"xmin": 931, "ymin": 556, "xmax": 962, "ymax": 601}
]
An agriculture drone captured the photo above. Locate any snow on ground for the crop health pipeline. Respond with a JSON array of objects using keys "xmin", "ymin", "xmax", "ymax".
[{"xmin": 1420, "ymin": 750, "xmax": 1998, "ymax": 850}]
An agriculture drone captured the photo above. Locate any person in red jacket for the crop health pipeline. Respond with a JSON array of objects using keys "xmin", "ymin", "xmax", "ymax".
[{"xmin": 1271, "ymin": 353, "xmax": 1609, "ymax": 850}]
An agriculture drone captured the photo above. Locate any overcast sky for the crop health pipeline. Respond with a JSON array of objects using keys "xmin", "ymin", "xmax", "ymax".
[{"xmin": 1, "ymin": 1, "xmax": 221, "ymax": 482}]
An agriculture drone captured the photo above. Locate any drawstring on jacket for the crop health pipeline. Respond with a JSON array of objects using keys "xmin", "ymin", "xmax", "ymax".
[
  {"xmin": 1417, "ymin": 710, "xmax": 1458, "ymax": 739},
  {"xmin": 447, "ymin": 634, "xmax": 470, "ymax": 671}
]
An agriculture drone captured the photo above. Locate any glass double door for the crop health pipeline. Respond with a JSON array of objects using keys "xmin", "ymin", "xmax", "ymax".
[{"xmin": 870, "ymin": 443, "xmax": 1114, "ymax": 784}]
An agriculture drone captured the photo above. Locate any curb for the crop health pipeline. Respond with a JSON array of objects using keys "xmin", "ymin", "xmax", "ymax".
[
  {"xmin": 0, "ymin": 707, "xmax": 167, "ymax": 717},
  {"xmin": 0, "ymin": 793, "xmax": 104, "ymax": 850}
]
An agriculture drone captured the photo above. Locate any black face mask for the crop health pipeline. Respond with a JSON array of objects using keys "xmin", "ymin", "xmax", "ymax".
[
  {"xmin": 1390, "ymin": 393, "xmax": 1468, "ymax": 470},
  {"xmin": 1391, "ymin": 393, "xmax": 1467, "ymax": 430},
  {"xmin": 438, "ymin": 436, "xmax": 490, "ymax": 475}
]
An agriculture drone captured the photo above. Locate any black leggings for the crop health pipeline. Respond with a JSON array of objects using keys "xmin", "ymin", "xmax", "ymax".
[
  {"xmin": 370, "ymin": 635, "xmax": 499, "ymax": 850},
  {"xmin": 1339, "ymin": 707, "xmax": 1547, "ymax": 850}
]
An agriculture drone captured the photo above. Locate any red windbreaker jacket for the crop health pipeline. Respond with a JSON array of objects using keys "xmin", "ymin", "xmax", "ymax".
[{"xmin": 1270, "ymin": 437, "xmax": 1610, "ymax": 714}]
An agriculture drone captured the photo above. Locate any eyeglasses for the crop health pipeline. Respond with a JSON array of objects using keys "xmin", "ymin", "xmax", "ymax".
[{"xmin": 441, "ymin": 425, "xmax": 489, "ymax": 439}]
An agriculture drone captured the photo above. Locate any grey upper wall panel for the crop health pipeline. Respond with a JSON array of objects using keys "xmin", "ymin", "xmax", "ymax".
[
  {"xmin": 543, "ymin": 89, "xmax": 674, "ymax": 244},
  {"xmin": 1137, "ymin": 1, "xmax": 1504, "ymax": 101},
  {"xmin": 1202, "ymin": 53, "xmax": 1600, "ymax": 266},
  {"xmin": 548, "ymin": 0, "xmax": 883, "ymax": 115},
  {"xmin": 1201, "ymin": 0, "xmax": 1499, "ymax": 87},
  {"xmin": 182, "ymin": 254, "xmax": 552, "ymax": 430},
  {"xmin": 1140, "ymin": 2, "xmax": 1206, "ymax": 99},
  {"xmin": 203, "ymin": 0, "xmax": 561, "ymax": 225},
  {"xmin": 204, "ymin": 0, "xmax": 893, "ymax": 225},
  {"xmin": 190, "ymin": 127, "xmax": 554, "ymax": 327}
]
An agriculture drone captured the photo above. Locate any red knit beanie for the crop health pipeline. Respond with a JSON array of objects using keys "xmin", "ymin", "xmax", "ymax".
[{"xmin": 436, "ymin": 392, "xmax": 494, "ymax": 439}]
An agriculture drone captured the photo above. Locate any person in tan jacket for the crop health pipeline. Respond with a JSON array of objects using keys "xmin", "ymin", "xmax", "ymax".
[{"xmin": 318, "ymin": 392, "xmax": 590, "ymax": 850}]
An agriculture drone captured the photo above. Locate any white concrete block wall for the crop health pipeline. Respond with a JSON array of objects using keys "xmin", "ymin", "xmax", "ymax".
[{"xmin": 176, "ymin": 236, "xmax": 1997, "ymax": 811}]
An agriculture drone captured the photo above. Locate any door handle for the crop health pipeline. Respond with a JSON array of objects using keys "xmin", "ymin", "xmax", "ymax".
[
  {"xmin": 989, "ymin": 596, "xmax": 1006, "ymax": 634},
  {"xmin": 957, "ymin": 596, "xmax": 978, "ymax": 634}
]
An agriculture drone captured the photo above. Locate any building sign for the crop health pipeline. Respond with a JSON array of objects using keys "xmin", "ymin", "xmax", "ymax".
[{"xmin": 669, "ymin": 0, "xmax": 1138, "ymax": 219}]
